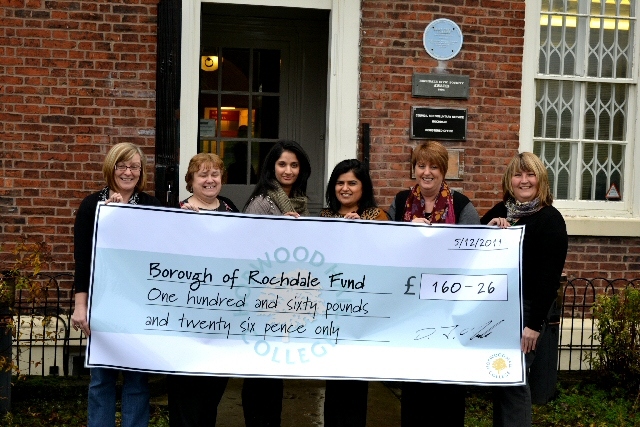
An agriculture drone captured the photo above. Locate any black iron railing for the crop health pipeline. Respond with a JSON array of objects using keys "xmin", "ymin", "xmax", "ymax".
[
  {"xmin": 10, "ymin": 273, "xmax": 86, "ymax": 377},
  {"xmin": 557, "ymin": 277, "xmax": 640, "ymax": 371}
]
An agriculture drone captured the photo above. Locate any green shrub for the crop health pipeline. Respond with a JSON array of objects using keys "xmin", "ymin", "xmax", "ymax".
[{"xmin": 590, "ymin": 286, "xmax": 640, "ymax": 391}]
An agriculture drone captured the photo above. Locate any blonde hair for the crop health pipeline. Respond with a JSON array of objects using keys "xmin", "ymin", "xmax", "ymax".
[
  {"xmin": 411, "ymin": 141, "xmax": 449, "ymax": 176},
  {"xmin": 102, "ymin": 143, "xmax": 147, "ymax": 193},
  {"xmin": 185, "ymin": 152, "xmax": 225, "ymax": 193},
  {"xmin": 502, "ymin": 152, "xmax": 553, "ymax": 206}
]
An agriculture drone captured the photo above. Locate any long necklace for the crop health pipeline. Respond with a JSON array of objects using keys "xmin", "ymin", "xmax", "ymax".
[{"xmin": 422, "ymin": 193, "xmax": 437, "ymax": 219}]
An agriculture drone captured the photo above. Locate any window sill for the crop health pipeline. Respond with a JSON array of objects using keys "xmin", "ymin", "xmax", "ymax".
[{"xmin": 564, "ymin": 216, "xmax": 640, "ymax": 237}]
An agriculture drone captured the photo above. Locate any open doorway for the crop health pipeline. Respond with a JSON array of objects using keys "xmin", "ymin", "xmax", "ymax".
[{"xmin": 197, "ymin": 4, "xmax": 329, "ymax": 212}]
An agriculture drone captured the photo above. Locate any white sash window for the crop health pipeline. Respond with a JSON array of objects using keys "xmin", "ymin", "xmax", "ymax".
[{"xmin": 521, "ymin": 0, "xmax": 639, "ymax": 228}]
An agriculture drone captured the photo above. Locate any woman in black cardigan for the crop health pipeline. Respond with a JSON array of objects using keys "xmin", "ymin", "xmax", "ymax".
[
  {"xmin": 71, "ymin": 142, "xmax": 162, "ymax": 427},
  {"xmin": 481, "ymin": 152, "xmax": 568, "ymax": 427}
]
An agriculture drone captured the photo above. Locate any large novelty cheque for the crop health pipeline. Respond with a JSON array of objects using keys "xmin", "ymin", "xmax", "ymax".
[{"xmin": 87, "ymin": 204, "xmax": 526, "ymax": 386}]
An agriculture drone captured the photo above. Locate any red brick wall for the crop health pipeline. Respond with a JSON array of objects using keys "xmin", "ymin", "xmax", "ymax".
[
  {"xmin": 0, "ymin": 0, "xmax": 159, "ymax": 275},
  {"xmin": 358, "ymin": 0, "xmax": 639, "ymax": 282},
  {"xmin": 360, "ymin": 0, "xmax": 525, "ymax": 213},
  {"xmin": 566, "ymin": 237, "xmax": 640, "ymax": 280},
  {"xmin": 561, "ymin": 240, "xmax": 640, "ymax": 316},
  {"xmin": 1, "ymin": 0, "xmax": 637, "ymax": 287}
]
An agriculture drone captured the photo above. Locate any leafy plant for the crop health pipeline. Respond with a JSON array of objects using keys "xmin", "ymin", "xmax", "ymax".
[
  {"xmin": 0, "ymin": 234, "xmax": 53, "ymax": 373},
  {"xmin": 589, "ymin": 286, "xmax": 640, "ymax": 393},
  {"xmin": 0, "ymin": 235, "xmax": 53, "ymax": 306},
  {"xmin": 534, "ymin": 382, "xmax": 640, "ymax": 427}
]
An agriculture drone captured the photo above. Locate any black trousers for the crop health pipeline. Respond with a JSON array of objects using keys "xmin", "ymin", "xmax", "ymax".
[
  {"xmin": 401, "ymin": 382, "xmax": 465, "ymax": 427},
  {"xmin": 242, "ymin": 377, "xmax": 284, "ymax": 427},
  {"xmin": 324, "ymin": 379, "xmax": 368, "ymax": 427},
  {"xmin": 491, "ymin": 300, "xmax": 540, "ymax": 427},
  {"xmin": 167, "ymin": 374, "xmax": 229, "ymax": 427}
]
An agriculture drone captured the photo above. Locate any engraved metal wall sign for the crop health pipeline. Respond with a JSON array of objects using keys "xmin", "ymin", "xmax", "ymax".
[
  {"xmin": 411, "ymin": 107, "xmax": 467, "ymax": 141},
  {"xmin": 423, "ymin": 18, "xmax": 463, "ymax": 61},
  {"xmin": 412, "ymin": 73, "xmax": 469, "ymax": 99}
]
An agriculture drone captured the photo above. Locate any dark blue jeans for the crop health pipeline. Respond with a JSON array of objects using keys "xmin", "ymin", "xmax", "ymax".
[{"xmin": 88, "ymin": 367, "xmax": 149, "ymax": 427}]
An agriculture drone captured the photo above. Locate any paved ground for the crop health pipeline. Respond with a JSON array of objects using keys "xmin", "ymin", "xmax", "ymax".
[{"xmin": 153, "ymin": 377, "xmax": 402, "ymax": 426}]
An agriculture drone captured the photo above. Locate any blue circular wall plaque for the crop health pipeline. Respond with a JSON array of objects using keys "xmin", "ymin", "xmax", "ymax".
[{"xmin": 423, "ymin": 18, "xmax": 463, "ymax": 61}]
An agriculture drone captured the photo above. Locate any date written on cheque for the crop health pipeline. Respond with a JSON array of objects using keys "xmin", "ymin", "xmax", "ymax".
[
  {"xmin": 453, "ymin": 238, "xmax": 503, "ymax": 249},
  {"xmin": 419, "ymin": 274, "xmax": 508, "ymax": 301}
]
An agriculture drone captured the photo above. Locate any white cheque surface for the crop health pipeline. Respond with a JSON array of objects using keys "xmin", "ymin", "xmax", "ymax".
[{"xmin": 87, "ymin": 203, "xmax": 525, "ymax": 385}]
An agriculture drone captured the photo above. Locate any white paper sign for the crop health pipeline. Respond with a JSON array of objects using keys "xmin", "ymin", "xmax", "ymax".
[{"xmin": 86, "ymin": 204, "xmax": 526, "ymax": 386}]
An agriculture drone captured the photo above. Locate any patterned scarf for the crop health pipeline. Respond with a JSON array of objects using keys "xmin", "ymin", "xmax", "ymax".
[
  {"xmin": 320, "ymin": 207, "xmax": 383, "ymax": 220},
  {"xmin": 505, "ymin": 197, "xmax": 541, "ymax": 224},
  {"xmin": 402, "ymin": 182, "xmax": 455, "ymax": 224},
  {"xmin": 267, "ymin": 182, "xmax": 309, "ymax": 216},
  {"xmin": 98, "ymin": 186, "xmax": 140, "ymax": 205}
]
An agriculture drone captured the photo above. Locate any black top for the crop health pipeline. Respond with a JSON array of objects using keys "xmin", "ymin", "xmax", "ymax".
[
  {"xmin": 73, "ymin": 190, "xmax": 162, "ymax": 294},
  {"xmin": 178, "ymin": 195, "xmax": 239, "ymax": 213},
  {"xmin": 481, "ymin": 202, "xmax": 568, "ymax": 331}
]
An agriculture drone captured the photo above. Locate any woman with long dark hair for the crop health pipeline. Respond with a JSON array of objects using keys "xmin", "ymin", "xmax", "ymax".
[
  {"xmin": 321, "ymin": 159, "xmax": 387, "ymax": 427},
  {"xmin": 242, "ymin": 140, "xmax": 311, "ymax": 427},
  {"xmin": 320, "ymin": 158, "xmax": 388, "ymax": 221},
  {"xmin": 243, "ymin": 140, "xmax": 311, "ymax": 218}
]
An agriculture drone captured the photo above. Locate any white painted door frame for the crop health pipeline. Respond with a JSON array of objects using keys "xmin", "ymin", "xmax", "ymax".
[{"xmin": 179, "ymin": 0, "xmax": 361, "ymax": 202}]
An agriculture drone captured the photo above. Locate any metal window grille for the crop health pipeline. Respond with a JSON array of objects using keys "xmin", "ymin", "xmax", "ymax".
[{"xmin": 534, "ymin": 0, "xmax": 635, "ymax": 201}]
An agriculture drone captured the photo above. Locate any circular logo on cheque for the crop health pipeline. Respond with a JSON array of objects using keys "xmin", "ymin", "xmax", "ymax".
[
  {"xmin": 241, "ymin": 245, "xmax": 336, "ymax": 365},
  {"xmin": 486, "ymin": 353, "xmax": 512, "ymax": 379}
]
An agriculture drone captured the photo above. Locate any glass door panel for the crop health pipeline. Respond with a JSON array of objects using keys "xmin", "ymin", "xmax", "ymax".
[
  {"xmin": 253, "ymin": 49, "xmax": 281, "ymax": 92},
  {"xmin": 221, "ymin": 49, "xmax": 250, "ymax": 91},
  {"xmin": 198, "ymin": 47, "xmax": 281, "ymax": 183}
]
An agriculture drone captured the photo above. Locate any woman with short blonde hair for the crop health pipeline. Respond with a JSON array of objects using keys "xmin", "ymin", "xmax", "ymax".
[
  {"xmin": 101, "ymin": 142, "xmax": 148, "ymax": 193},
  {"xmin": 501, "ymin": 152, "xmax": 553, "ymax": 206},
  {"xmin": 72, "ymin": 142, "xmax": 162, "ymax": 427},
  {"xmin": 482, "ymin": 152, "xmax": 568, "ymax": 426}
]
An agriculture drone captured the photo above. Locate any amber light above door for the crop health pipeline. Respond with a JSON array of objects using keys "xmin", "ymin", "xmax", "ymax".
[{"xmin": 201, "ymin": 56, "xmax": 219, "ymax": 71}]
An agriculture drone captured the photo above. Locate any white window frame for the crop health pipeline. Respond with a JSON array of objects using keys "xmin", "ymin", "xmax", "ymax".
[
  {"xmin": 179, "ymin": 0, "xmax": 360, "ymax": 202},
  {"xmin": 521, "ymin": 0, "xmax": 640, "ymax": 236}
]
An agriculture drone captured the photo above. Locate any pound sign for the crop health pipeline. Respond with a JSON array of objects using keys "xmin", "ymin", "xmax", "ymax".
[{"xmin": 404, "ymin": 276, "xmax": 416, "ymax": 295}]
